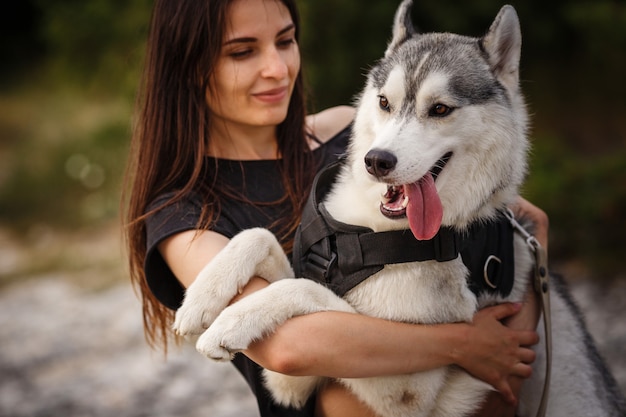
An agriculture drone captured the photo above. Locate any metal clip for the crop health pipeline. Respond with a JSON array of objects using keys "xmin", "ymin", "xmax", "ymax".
[{"xmin": 503, "ymin": 208, "xmax": 540, "ymax": 252}]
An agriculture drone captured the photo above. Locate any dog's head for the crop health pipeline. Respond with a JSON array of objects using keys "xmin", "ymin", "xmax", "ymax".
[{"xmin": 349, "ymin": 0, "xmax": 529, "ymax": 240}]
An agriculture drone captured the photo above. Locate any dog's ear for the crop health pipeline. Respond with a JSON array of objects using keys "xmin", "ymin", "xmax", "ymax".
[
  {"xmin": 385, "ymin": 0, "xmax": 416, "ymax": 58},
  {"xmin": 481, "ymin": 5, "xmax": 522, "ymax": 92}
]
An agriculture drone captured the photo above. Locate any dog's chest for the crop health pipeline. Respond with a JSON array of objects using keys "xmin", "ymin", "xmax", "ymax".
[{"xmin": 343, "ymin": 258, "xmax": 477, "ymax": 324}]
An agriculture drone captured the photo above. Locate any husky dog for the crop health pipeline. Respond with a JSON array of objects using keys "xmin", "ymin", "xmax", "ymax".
[{"xmin": 174, "ymin": 1, "xmax": 626, "ymax": 416}]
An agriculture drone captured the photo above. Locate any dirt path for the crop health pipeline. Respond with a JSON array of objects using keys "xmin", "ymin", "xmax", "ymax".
[
  {"xmin": 0, "ymin": 272, "xmax": 624, "ymax": 417},
  {"xmin": 0, "ymin": 277, "xmax": 257, "ymax": 417}
]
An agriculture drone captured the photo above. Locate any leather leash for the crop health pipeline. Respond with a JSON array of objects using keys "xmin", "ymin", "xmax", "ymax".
[{"xmin": 504, "ymin": 209, "xmax": 552, "ymax": 417}]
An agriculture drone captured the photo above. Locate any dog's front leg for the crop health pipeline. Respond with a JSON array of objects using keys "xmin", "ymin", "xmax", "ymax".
[
  {"xmin": 195, "ymin": 278, "xmax": 356, "ymax": 360},
  {"xmin": 195, "ymin": 278, "xmax": 355, "ymax": 409},
  {"xmin": 263, "ymin": 370, "xmax": 323, "ymax": 409},
  {"xmin": 173, "ymin": 228, "xmax": 294, "ymax": 336}
]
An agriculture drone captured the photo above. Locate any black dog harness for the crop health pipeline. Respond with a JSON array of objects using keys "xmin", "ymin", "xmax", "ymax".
[{"xmin": 292, "ymin": 161, "xmax": 516, "ymax": 298}]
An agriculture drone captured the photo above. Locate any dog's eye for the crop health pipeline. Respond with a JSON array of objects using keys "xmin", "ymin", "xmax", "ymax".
[
  {"xmin": 429, "ymin": 104, "xmax": 453, "ymax": 117},
  {"xmin": 378, "ymin": 95, "xmax": 390, "ymax": 112}
]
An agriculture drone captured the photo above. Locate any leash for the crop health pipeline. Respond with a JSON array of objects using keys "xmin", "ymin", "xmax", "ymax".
[{"xmin": 504, "ymin": 209, "xmax": 552, "ymax": 417}]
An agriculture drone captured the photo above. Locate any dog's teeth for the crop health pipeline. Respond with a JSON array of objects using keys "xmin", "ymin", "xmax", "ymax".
[
  {"xmin": 381, "ymin": 192, "xmax": 391, "ymax": 204},
  {"xmin": 402, "ymin": 195, "xmax": 409, "ymax": 208}
]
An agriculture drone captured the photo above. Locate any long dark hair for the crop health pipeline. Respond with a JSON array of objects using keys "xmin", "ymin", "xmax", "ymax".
[{"xmin": 122, "ymin": 0, "xmax": 313, "ymax": 351}]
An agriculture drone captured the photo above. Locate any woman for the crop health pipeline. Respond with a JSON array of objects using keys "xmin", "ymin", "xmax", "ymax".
[{"xmin": 123, "ymin": 0, "xmax": 546, "ymax": 416}]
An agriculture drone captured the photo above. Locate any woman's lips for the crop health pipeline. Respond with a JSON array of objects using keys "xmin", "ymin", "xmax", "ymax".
[{"xmin": 253, "ymin": 86, "xmax": 289, "ymax": 103}]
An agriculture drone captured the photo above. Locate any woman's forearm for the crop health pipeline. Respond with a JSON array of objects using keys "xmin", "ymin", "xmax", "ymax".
[
  {"xmin": 245, "ymin": 302, "xmax": 536, "ymax": 401},
  {"xmin": 246, "ymin": 311, "xmax": 465, "ymax": 377}
]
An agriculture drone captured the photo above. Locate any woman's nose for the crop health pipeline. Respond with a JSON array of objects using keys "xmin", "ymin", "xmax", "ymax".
[{"xmin": 261, "ymin": 47, "xmax": 288, "ymax": 79}]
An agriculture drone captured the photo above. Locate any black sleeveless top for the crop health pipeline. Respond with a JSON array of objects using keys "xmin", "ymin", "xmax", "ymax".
[{"xmin": 143, "ymin": 125, "xmax": 351, "ymax": 417}]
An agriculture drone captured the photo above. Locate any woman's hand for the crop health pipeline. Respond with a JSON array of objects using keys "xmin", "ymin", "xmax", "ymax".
[
  {"xmin": 456, "ymin": 303, "xmax": 538, "ymax": 405},
  {"xmin": 470, "ymin": 289, "xmax": 543, "ymax": 416}
]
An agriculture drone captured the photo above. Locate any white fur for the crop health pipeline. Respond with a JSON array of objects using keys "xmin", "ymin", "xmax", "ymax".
[{"xmin": 173, "ymin": 228, "xmax": 294, "ymax": 336}]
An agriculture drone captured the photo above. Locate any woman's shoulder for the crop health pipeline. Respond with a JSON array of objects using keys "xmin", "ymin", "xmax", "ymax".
[{"xmin": 306, "ymin": 106, "xmax": 355, "ymax": 146}]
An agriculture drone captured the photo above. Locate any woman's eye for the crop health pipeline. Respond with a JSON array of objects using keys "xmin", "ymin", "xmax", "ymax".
[
  {"xmin": 229, "ymin": 49, "xmax": 252, "ymax": 59},
  {"xmin": 277, "ymin": 38, "xmax": 295, "ymax": 48},
  {"xmin": 378, "ymin": 95, "xmax": 390, "ymax": 112},
  {"xmin": 429, "ymin": 103, "xmax": 454, "ymax": 117}
]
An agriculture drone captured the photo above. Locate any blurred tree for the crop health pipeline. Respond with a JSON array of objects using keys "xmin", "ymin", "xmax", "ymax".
[
  {"xmin": 41, "ymin": 0, "xmax": 152, "ymax": 94},
  {"xmin": 299, "ymin": 0, "xmax": 626, "ymax": 276},
  {"xmin": 299, "ymin": 0, "xmax": 398, "ymax": 110},
  {"xmin": 0, "ymin": 0, "xmax": 624, "ymax": 276},
  {"xmin": 0, "ymin": 1, "xmax": 45, "ymax": 89}
]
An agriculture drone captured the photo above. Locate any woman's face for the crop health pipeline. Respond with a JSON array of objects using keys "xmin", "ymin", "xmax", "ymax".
[{"xmin": 207, "ymin": 0, "xmax": 300, "ymax": 133}]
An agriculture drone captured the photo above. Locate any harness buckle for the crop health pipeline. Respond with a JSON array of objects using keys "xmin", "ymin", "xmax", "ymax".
[{"xmin": 305, "ymin": 247, "xmax": 338, "ymax": 283}]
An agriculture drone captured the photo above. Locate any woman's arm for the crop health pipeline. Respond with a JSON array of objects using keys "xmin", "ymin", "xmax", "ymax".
[
  {"xmin": 247, "ymin": 303, "xmax": 535, "ymax": 401},
  {"xmin": 306, "ymin": 105, "xmax": 355, "ymax": 146},
  {"xmin": 248, "ymin": 198, "xmax": 547, "ymax": 390},
  {"xmin": 160, "ymin": 230, "xmax": 536, "ymax": 402}
]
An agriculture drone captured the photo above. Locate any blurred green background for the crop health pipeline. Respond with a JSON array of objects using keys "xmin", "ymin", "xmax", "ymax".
[{"xmin": 1, "ymin": 0, "xmax": 625, "ymax": 283}]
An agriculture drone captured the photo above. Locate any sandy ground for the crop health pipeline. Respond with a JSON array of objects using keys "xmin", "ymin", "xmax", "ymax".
[
  {"xmin": 0, "ymin": 277, "xmax": 258, "ymax": 417},
  {"xmin": 0, "ymin": 226, "xmax": 624, "ymax": 417}
]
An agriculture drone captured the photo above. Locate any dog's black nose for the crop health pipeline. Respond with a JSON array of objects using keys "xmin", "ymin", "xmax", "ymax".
[{"xmin": 364, "ymin": 149, "xmax": 397, "ymax": 178}]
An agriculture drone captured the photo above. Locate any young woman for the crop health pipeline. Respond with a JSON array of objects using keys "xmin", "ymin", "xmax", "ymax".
[{"xmin": 123, "ymin": 0, "xmax": 547, "ymax": 416}]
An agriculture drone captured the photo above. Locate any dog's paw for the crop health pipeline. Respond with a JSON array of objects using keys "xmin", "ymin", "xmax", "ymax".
[
  {"xmin": 195, "ymin": 310, "xmax": 259, "ymax": 361},
  {"xmin": 195, "ymin": 327, "xmax": 245, "ymax": 362},
  {"xmin": 173, "ymin": 297, "xmax": 224, "ymax": 336},
  {"xmin": 195, "ymin": 333, "xmax": 235, "ymax": 362}
]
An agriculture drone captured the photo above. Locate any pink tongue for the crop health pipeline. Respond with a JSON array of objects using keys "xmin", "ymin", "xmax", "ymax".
[{"xmin": 406, "ymin": 173, "xmax": 443, "ymax": 240}]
